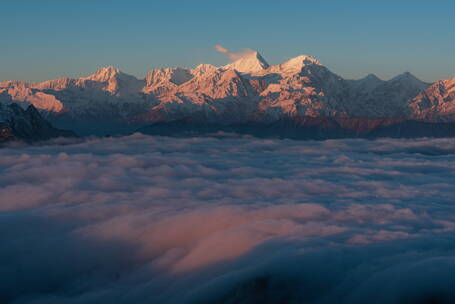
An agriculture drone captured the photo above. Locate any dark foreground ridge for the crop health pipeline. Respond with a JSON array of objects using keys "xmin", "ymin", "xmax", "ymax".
[
  {"xmin": 0, "ymin": 103, "xmax": 77, "ymax": 143},
  {"xmin": 137, "ymin": 117, "xmax": 455, "ymax": 140}
]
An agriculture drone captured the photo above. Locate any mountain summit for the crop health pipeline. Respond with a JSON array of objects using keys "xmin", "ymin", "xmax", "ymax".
[
  {"xmin": 83, "ymin": 66, "xmax": 122, "ymax": 82},
  {"xmin": 223, "ymin": 51, "xmax": 270, "ymax": 73}
]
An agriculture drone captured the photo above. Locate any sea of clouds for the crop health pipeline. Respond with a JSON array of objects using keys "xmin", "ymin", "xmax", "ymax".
[{"xmin": 2, "ymin": 134, "xmax": 455, "ymax": 303}]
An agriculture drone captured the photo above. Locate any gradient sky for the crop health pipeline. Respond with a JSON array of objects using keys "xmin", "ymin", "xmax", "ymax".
[{"xmin": 2, "ymin": 0, "xmax": 454, "ymax": 82}]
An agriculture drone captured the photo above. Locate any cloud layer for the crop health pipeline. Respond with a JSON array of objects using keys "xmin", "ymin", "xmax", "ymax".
[{"xmin": 2, "ymin": 134, "xmax": 455, "ymax": 303}]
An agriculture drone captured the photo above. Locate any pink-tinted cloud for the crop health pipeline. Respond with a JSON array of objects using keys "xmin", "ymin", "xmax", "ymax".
[
  {"xmin": 2, "ymin": 135, "xmax": 455, "ymax": 303},
  {"xmin": 214, "ymin": 44, "xmax": 255, "ymax": 62}
]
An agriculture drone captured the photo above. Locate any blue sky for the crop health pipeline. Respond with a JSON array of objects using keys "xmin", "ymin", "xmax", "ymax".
[{"xmin": 1, "ymin": 0, "xmax": 454, "ymax": 82}]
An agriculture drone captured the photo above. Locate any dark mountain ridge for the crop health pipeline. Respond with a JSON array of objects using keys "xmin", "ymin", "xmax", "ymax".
[{"xmin": 0, "ymin": 103, "xmax": 76, "ymax": 143}]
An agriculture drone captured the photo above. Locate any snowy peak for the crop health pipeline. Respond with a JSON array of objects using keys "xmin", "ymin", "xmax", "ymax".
[
  {"xmin": 280, "ymin": 54, "xmax": 321, "ymax": 71},
  {"xmin": 175, "ymin": 68, "xmax": 257, "ymax": 100},
  {"xmin": 262, "ymin": 54, "xmax": 322, "ymax": 77},
  {"xmin": 146, "ymin": 67, "xmax": 193, "ymax": 88},
  {"xmin": 192, "ymin": 64, "xmax": 218, "ymax": 77},
  {"xmin": 223, "ymin": 51, "xmax": 270, "ymax": 74},
  {"xmin": 83, "ymin": 66, "xmax": 122, "ymax": 82},
  {"xmin": 348, "ymin": 73, "xmax": 384, "ymax": 91},
  {"xmin": 390, "ymin": 72, "xmax": 427, "ymax": 86},
  {"xmin": 363, "ymin": 73, "xmax": 382, "ymax": 82},
  {"xmin": 79, "ymin": 66, "xmax": 144, "ymax": 95},
  {"xmin": 391, "ymin": 71, "xmax": 414, "ymax": 81},
  {"xmin": 386, "ymin": 72, "xmax": 430, "ymax": 94}
]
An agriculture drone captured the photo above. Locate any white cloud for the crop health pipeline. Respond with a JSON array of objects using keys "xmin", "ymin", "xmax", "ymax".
[
  {"xmin": 214, "ymin": 44, "xmax": 256, "ymax": 62},
  {"xmin": 2, "ymin": 135, "xmax": 455, "ymax": 303}
]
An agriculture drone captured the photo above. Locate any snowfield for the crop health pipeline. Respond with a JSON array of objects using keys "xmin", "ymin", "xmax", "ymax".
[{"xmin": 2, "ymin": 134, "xmax": 455, "ymax": 303}]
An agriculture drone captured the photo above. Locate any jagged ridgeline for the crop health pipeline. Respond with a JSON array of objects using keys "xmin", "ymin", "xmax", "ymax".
[
  {"xmin": 1, "ymin": 51, "xmax": 455, "ymax": 137},
  {"xmin": 0, "ymin": 103, "xmax": 76, "ymax": 143}
]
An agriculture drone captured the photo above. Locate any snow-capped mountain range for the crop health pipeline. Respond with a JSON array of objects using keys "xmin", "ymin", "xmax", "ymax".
[{"xmin": 1, "ymin": 50, "xmax": 454, "ymax": 135}]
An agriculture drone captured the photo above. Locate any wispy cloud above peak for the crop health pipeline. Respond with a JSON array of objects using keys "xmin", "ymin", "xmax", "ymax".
[{"xmin": 214, "ymin": 44, "xmax": 256, "ymax": 62}]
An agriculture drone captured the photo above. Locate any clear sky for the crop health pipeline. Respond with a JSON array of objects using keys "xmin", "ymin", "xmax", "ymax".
[{"xmin": 2, "ymin": 0, "xmax": 454, "ymax": 82}]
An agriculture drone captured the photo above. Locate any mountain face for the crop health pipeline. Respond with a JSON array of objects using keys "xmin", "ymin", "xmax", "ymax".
[
  {"xmin": 255, "ymin": 56, "xmax": 353, "ymax": 120},
  {"xmin": 223, "ymin": 51, "xmax": 270, "ymax": 73},
  {"xmin": 408, "ymin": 77, "xmax": 455, "ymax": 121},
  {"xmin": 0, "ymin": 50, "xmax": 452, "ymax": 136},
  {"xmin": 0, "ymin": 103, "xmax": 76, "ymax": 143},
  {"xmin": 346, "ymin": 72, "xmax": 430, "ymax": 118}
]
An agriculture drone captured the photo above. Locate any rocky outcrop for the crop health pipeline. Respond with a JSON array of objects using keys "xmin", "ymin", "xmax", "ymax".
[
  {"xmin": 0, "ymin": 103, "xmax": 76, "ymax": 143},
  {"xmin": 408, "ymin": 77, "xmax": 455, "ymax": 121}
]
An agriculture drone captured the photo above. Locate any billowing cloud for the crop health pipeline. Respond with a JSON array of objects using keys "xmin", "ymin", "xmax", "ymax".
[
  {"xmin": 214, "ymin": 44, "xmax": 255, "ymax": 62},
  {"xmin": 2, "ymin": 134, "xmax": 455, "ymax": 303}
]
